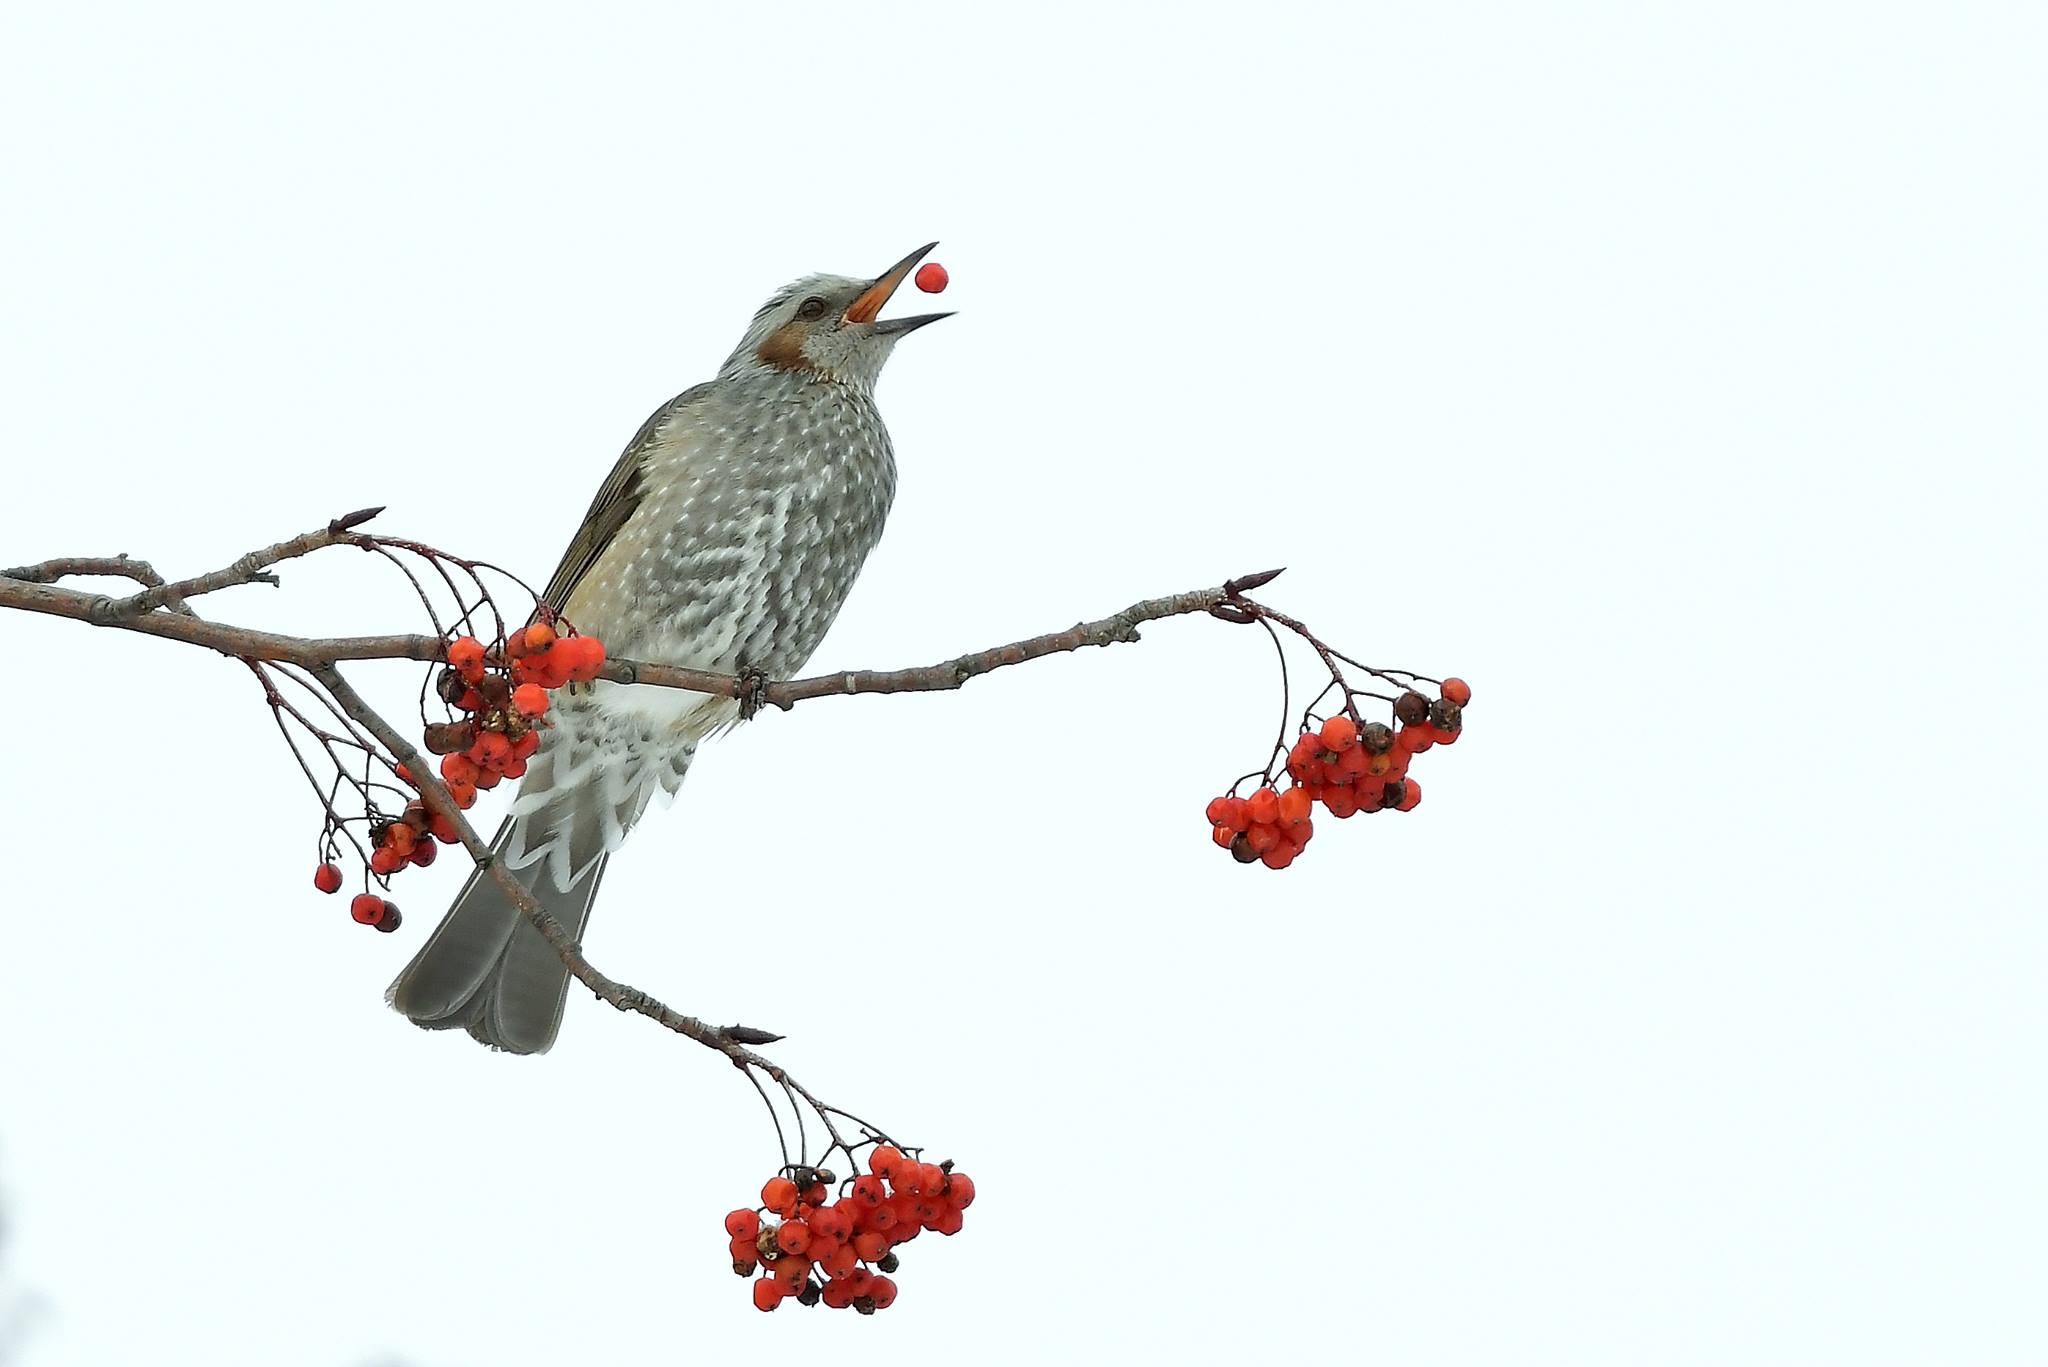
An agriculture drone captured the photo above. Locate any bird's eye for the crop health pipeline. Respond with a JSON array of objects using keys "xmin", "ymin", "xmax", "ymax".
[{"xmin": 797, "ymin": 296, "xmax": 828, "ymax": 320}]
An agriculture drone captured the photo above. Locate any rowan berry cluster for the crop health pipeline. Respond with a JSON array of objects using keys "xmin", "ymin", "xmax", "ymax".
[
  {"xmin": 308, "ymin": 623, "xmax": 606, "ymax": 927},
  {"xmin": 422, "ymin": 625, "xmax": 606, "ymax": 810},
  {"xmin": 726, "ymin": 1146, "xmax": 975, "ymax": 1315},
  {"xmin": 1207, "ymin": 677, "xmax": 1470, "ymax": 869}
]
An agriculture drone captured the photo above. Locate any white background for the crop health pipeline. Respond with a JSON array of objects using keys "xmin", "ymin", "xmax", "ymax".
[{"xmin": 2, "ymin": 3, "xmax": 2044, "ymax": 1364}]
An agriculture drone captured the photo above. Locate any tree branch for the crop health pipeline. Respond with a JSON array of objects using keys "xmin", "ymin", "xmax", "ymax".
[{"xmin": 1, "ymin": 524, "xmax": 1275, "ymax": 707}]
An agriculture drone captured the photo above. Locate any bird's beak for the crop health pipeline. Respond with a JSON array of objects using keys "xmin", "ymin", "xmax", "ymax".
[{"xmin": 845, "ymin": 241, "xmax": 953, "ymax": 336}]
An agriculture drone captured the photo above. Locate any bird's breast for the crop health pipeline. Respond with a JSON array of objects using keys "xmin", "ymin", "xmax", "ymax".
[{"xmin": 593, "ymin": 380, "xmax": 897, "ymax": 680}]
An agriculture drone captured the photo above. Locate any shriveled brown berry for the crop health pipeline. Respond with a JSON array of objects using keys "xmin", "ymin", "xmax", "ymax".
[
  {"xmin": 423, "ymin": 720, "xmax": 477, "ymax": 755},
  {"xmin": 1360, "ymin": 721, "xmax": 1394, "ymax": 754},
  {"xmin": 375, "ymin": 904, "xmax": 403, "ymax": 933},
  {"xmin": 1394, "ymin": 691, "xmax": 1430, "ymax": 725},
  {"xmin": 1429, "ymin": 697, "xmax": 1463, "ymax": 732},
  {"xmin": 478, "ymin": 674, "xmax": 513, "ymax": 708},
  {"xmin": 1230, "ymin": 832, "xmax": 1260, "ymax": 864}
]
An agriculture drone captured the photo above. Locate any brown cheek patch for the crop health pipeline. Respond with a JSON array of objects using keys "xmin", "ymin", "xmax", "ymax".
[{"xmin": 756, "ymin": 322, "xmax": 814, "ymax": 372}]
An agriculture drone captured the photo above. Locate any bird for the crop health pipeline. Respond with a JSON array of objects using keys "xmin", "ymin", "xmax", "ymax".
[{"xmin": 387, "ymin": 243, "xmax": 951, "ymax": 1054}]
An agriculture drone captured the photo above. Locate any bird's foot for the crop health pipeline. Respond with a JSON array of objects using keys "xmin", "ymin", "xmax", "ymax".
[{"xmin": 736, "ymin": 666, "xmax": 772, "ymax": 721}]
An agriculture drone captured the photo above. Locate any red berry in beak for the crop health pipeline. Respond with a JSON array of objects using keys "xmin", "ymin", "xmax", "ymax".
[{"xmin": 913, "ymin": 262, "xmax": 948, "ymax": 294}]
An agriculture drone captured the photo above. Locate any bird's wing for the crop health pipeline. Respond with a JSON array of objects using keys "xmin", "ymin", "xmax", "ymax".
[{"xmin": 541, "ymin": 382, "xmax": 718, "ymax": 613}]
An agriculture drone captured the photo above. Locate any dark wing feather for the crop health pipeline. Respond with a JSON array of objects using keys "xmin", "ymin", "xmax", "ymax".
[{"xmin": 540, "ymin": 382, "xmax": 716, "ymax": 612}]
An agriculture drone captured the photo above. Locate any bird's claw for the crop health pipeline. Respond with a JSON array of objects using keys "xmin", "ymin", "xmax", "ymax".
[{"xmin": 736, "ymin": 667, "xmax": 771, "ymax": 720}]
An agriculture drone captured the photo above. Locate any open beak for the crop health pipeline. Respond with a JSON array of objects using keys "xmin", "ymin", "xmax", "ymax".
[{"xmin": 845, "ymin": 241, "xmax": 954, "ymax": 335}]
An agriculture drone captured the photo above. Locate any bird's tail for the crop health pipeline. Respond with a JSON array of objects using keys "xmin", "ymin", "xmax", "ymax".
[{"xmin": 385, "ymin": 818, "xmax": 605, "ymax": 1055}]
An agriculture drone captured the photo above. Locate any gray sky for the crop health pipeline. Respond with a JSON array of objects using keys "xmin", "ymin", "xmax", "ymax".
[{"xmin": 2, "ymin": 2, "xmax": 2044, "ymax": 1364}]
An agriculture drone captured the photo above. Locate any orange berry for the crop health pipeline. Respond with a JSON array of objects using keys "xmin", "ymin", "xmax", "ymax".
[
  {"xmin": 1247, "ymin": 823, "xmax": 1280, "ymax": 854},
  {"xmin": 558, "ymin": 634, "xmax": 607, "ymax": 682},
  {"xmin": 511, "ymin": 730, "xmax": 542, "ymax": 760},
  {"xmin": 761, "ymin": 1176, "xmax": 799, "ymax": 1216},
  {"xmin": 1246, "ymin": 787, "xmax": 1280, "ymax": 826},
  {"xmin": 1277, "ymin": 787, "xmax": 1312, "ymax": 826},
  {"xmin": 369, "ymin": 847, "xmax": 403, "ymax": 876},
  {"xmin": 512, "ymin": 683, "xmax": 549, "ymax": 717},
  {"xmin": 446, "ymin": 780, "xmax": 478, "ymax": 808},
  {"xmin": 1441, "ymin": 677, "xmax": 1472, "ymax": 706},
  {"xmin": 853, "ymin": 1230, "xmax": 888, "ymax": 1261},
  {"xmin": 1397, "ymin": 725, "xmax": 1434, "ymax": 754},
  {"xmin": 771, "ymin": 1256, "xmax": 811, "ymax": 1294},
  {"xmin": 868, "ymin": 1145, "xmax": 904, "ymax": 1176},
  {"xmin": 440, "ymin": 753, "xmax": 480, "ymax": 787},
  {"xmin": 775, "ymin": 1221, "xmax": 812, "ymax": 1256},
  {"xmin": 1260, "ymin": 842, "xmax": 1298, "ymax": 870},
  {"xmin": 1205, "ymin": 796, "xmax": 1232, "ymax": 825},
  {"xmin": 385, "ymin": 823, "xmax": 416, "ymax": 856},
  {"xmin": 474, "ymin": 731, "xmax": 513, "ymax": 771},
  {"xmin": 445, "ymin": 637, "xmax": 484, "ymax": 674},
  {"xmin": 349, "ymin": 893, "xmax": 386, "ymax": 925},
  {"xmin": 751, "ymin": 1277, "xmax": 785, "ymax": 1312},
  {"xmin": 1211, "ymin": 822, "xmax": 1235, "ymax": 849},
  {"xmin": 523, "ymin": 623, "xmax": 558, "ymax": 655},
  {"xmin": 849, "ymin": 1174, "xmax": 885, "ymax": 1207},
  {"xmin": 868, "ymin": 1274, "xmax": 898, "ymax": 1309},
  {"xmin": 725, "ymin": 1208, "xmax": 761, "ymax": 1240},
  {"xmin": 1319, "ymin": 715, "xmax": 1359, "ymax": 751},
  {"xmin": 1396, "ymin": 778, "xmax": 1423, "ymax": 812},
  {"xmin": 1222, "ymin": 796, "xmax": 1250, "ymax": 832},
  {"xmin": 944, "ymin": 1172, "xmax": 975, "ymax": 1209},
  {"xmin": 821, "ymin": 1241, "xmax": 859, "ymax": 1278}
]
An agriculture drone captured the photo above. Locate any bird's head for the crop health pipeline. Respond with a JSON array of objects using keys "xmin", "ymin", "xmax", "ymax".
[{"xmin": 722, "ymin": 242, "xmax": 951, "ymax": 390}]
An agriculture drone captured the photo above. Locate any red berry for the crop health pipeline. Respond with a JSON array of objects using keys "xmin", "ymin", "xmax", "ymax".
[
  {"xmin": 1277, "ymin": 786, "xmax": 1312, "ymax": 826},
  {"xmin": 369, "ymin": 846, "xmax": 403, "ymax": 876},
  {"xmin": 313, "ymin": 862, "xmax": 343, "ymax": 894},
  {"xmin": 761, "ymin": 1176, "xmax": 799, "ymax": 1216},
  {"xmin": 557, "ymin": 634, "xmax": 607, "ymax": 682},
  {"xmin": 868, "ymin": 1274, "xmax": 899, "ymax": 1309},
  {"xmin": 349, "ymin": 893, "xmax": 386, "ymax": 925},
  {"xmin": 1246, "ymin": 787, "xmax": 1280, "ymax": 826},
  {"xmin": 445, "ymin": 636, "xmax": 485, "ymax": 677},
  {"xmin": 1396, "ymin": 778, "xmax": 1423, "ymax": 812},
  {"xmin": 1320, "ymin": 715, "xmax": 1359, "ymax": 751},
  {"xmin": 751, "ymin": 1277, "xmax": 785, "ymax": 1312},
  {"xmin": 944, "ymin": 1172, "xmax": 975, "ymax": 1209},
  {"xmin": 1211, "ymin": 822, "xmax": 1235, "ymax": 849},
  {"xmin": 914, "ymin": 262, "xmax": 948, "ymax": 293},
  {"xmin": 1441, "ymin": 677, "xmax": 1472, "ymax": 706},
  {"xmin": 868, "ymin": 1145, "xmax": 904, "ymax": 1176},
  {"xmin": 1205, "ymin": 796, "xmax": 1231, "ymax": 825},
  {"xmin": 725, "ymin": 1208, "xmax": 760, "ymax": 1240},
  {"xmin": 775, "ymin": 1220, "xmax": 812, "ymax": 1256},
  {"xmin": 511, "ymin": 683, "xmax": 549, "ymax": 717}
]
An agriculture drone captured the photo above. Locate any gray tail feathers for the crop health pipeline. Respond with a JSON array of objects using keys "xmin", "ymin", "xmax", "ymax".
[{"xmin": 385, "ymin": 819, "xmax": 605, "ymax": 1055}]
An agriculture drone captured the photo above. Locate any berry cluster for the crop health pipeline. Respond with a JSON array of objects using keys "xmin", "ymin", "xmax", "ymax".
[
  {"xmin": 1207, "ymin": 677, "xmax": 1470, "ymax": 869},
  {"xmin": 726, "ymin": 1146, "xmax": 975, "ymax": 1315},
  {"xmin": 308, "ymin": 623, "xmax": 606, "ymax": 927},
  {"xmin": 424, "ymin": 626, "xmax": 606, "ymax": 810}
]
